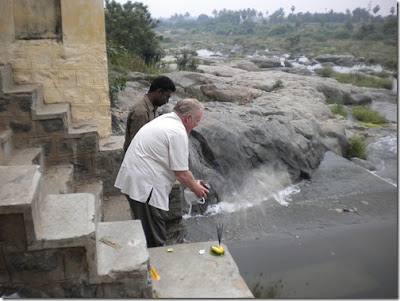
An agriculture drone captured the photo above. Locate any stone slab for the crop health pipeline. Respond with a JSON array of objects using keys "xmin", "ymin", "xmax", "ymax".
[
  {"xmin": 5, "ymin": 147, "xmax": 42, "ymax": 166},
  {"xmin": 0, "ymin": 165, "xmax": 41, "ymax": 212},
  {"xmin": 32, "ymin": 103, "xmax": 70, "ymax": 121},
  {"xmin": 68, "ymin": 120, "xmax": 98, "ymax": 137},
  {"xmin": 148, "ymin": 241, "xmax": 254, "ymax": 298},
  {"xmin": 96, "ymin": 220, "xmax": 149, "ymax": 277},
  {"xmin": 37, "ymin": 193, "xmax": 95, "ymax": 241}
]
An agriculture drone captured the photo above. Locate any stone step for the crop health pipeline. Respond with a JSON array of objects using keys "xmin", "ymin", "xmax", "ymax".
[
  {"xmin": 75, "ymin": 179, "xmax": 104, "ymax": 223},
  {"xmin": 32, "ymin": 103, "xmax": 71, "ymax": 126},
  {"xmin": 4, "ymin": 83, "xmax": 40, "ymax": 95},
  {"xmin": 4, "ymin": 146, "xmax": 43, "ymax": 167},
  {"xmin": 0, "ymin": 165, "xmax": 42, "ymax": 246},
  {"xmin": 0, "ymin": 165, "xmax": 41, "ymax": 214},
  {"xmin": 0, "ymin": 63, "xmax": 13, "ymax": 94},
  {"xmin": 68, "ymin": 120, "xmax": 98, "ymax": 138},
  {"xmin": 42, "ymin": 164, "xmax": 74, "ymax": 195},
  {"xmin": 31, "ymin": 192, "xmax": 98, "ymax": 281},
  {"xmin": 33, "ymin": 193, "xmax": 96, "ymax": 252},
  {"xmin": 0, "ymin": 128, "xmax": 13, "ymax": 165},
  {"xmin": 148, "ymin": 242, "xmax": 254, "ymax": 298},
  {"xmin": 95, "ymin": 220, "xmax": 151, "ymax": 297}
]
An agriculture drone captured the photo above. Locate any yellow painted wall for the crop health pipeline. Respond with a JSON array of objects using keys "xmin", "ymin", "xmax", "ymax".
[{"xmin": 0, "ymin": 0, "xmax": 111, "ymax": 137}]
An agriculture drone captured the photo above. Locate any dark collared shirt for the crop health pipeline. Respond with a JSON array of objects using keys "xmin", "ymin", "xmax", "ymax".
[{"xmin": 123, "ymin": 95, "xmax": 156, "ymax": 152}]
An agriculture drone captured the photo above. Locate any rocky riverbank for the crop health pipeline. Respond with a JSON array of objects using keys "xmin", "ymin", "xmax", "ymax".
[{"xmin": 114, "ymin": 55, "xmax": 397, "ymax": 208}]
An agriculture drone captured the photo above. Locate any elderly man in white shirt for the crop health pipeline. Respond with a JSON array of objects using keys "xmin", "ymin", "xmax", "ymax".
[{"xmin": 115, "ymin": 98, "xmax": 209, "ymax": 247}]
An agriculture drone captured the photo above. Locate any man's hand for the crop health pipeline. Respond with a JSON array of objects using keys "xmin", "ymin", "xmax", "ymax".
[{"xmin": 174, "ymin": 170, "xmax": 209, "ymax": 198}]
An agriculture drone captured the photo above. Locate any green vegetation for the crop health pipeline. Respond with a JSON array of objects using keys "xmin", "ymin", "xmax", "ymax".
[
  {"xmin": 315, "ymin": 66, "xmax": 334, "ymax": 78},
  {"xmin": 105, "ymin": 0, "xmax": 163, "ymax": 63},
  {"xmin": 104, "ymin": 0, "xmax": 169, "ymax": 100},
  {"xmin": 315, "ymin": 66, "xmax": 392, "ymax": 89},
  {"xmin": 352, "ymin": 105, "xmax": 387, "ymax": 124},
  {"xmin": 334, "ymin": 73, "xmax": 392, "ymax": 89},
  {"xmin": 347, "ymin": 136, "xmax": 367, "ymax": 159},
  {"xmin": 272, "ymin": 79, "xmax": 284, "ymax": 91},
  {"xmin": 331, "ymin": 104, "xmax": 348, "ymax": 117},
  {"xmin": 175, "ymin": 49, "xmax": 199, "ymax": 71}
]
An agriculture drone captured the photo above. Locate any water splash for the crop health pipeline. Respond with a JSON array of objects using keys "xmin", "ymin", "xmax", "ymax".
[{"xmin": 182, "ymin": 183, "xmax": 301, "ymax": 219}]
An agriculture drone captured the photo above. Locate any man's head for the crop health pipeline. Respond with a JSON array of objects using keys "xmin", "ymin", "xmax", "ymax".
[
  {"xmin": 148, "ymin": 76, "xmax": 176, "ymax": 107},
  {"xmin": 173, "ymin": 98, "xmax": 204, "ymax": 133}
]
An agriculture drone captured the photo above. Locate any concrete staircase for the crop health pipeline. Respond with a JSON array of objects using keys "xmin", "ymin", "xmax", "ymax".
[{"xmin": 0, "ymin": 63, "xmax": 151, "ymax": 297}]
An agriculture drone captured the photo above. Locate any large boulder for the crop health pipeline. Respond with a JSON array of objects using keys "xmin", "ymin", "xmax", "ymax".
[
  {"xmin": 312, "ymin": 54, "xmax": 356, "ymax": 67},
  {"xmin": 197, "ymin": 65, "xmax": 247, "ymax": 77},
  {"xmin": 249, "ymin": 56, "xmax": 283, "ymax": 68}
]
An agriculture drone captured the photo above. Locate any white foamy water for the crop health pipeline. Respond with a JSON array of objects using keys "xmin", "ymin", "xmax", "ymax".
[
  {"xmin": 367, "ymin": 133, "xmax": 398, "ymax": 187},
  {"xmin": 271, "ymin": 184, "xmax": 301, "ymax": 206},
  {"xmin": 182, "ymin": 184, "xmax": 301, "ymax": 219},
  {"xmin": 196, "ymin": 49, "xmax": 223, "ymax": 57},
  {"xmin": 369, "ymin": 134, "xmax": 397, "ymax": 153}
]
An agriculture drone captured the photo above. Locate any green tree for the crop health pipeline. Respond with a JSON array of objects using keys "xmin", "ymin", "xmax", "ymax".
[
  {"xmin": 104, "ymin": 0, "xmax": 164, "ymax": 63},
  {"xmin": 352, "ymin": 8, "xmax": 370, "ymax": 23},
  {"xmin": 269, "ymin": 8, "xmax": 285, "ymax": 24}
]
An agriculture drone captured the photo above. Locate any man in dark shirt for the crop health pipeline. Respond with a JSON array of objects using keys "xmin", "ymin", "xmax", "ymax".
[{"xmin": 123, "ymin": 76, "xmax": 176, "ymax": 152}]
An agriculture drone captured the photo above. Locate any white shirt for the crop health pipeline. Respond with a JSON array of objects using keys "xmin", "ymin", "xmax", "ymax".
[{"xmin": 115, "ymin": 112, "xmax": 189, "ymax": 211}]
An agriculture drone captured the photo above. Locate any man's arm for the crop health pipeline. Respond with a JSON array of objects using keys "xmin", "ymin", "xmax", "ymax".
[{"xmin": 174, "ymin": 170, "xmax": 209, "ymax": 198}]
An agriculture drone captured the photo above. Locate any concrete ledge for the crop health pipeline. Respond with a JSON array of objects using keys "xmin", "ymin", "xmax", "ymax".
[
  {"xmin": 148, "ymin": 241, "xmax": 254, "ymax": 298},
  {"xmin": 96, "ymin": 220, "xmax": 149, "ymax": 280}
]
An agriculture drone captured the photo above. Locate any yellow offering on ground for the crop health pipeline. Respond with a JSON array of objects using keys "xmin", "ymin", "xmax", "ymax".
[
  {"xmin": 150, "ymin": 265, "xmax": 160, "ymax": 280},
  {"xmin": 210, "ymin": 244, "xmax": 224, "ymax": 255}
]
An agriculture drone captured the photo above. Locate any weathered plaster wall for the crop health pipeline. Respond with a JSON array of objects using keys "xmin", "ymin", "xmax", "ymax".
[{"xmin": 0, "ymin": 0, "xmax": 111, "ymax": 137}]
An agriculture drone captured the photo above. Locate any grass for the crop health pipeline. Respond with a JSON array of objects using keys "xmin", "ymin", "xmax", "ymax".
[
  {"xmin": 347, "ymin": 136, "xmax": 367, "ymax": 159},
  {"xmin": 315, "ymin": 66, "xmax": 393, "ymax": 90},
  {"xmin": 334, "ymin": 72, "xmax": 392, "ymax": 90},
  {"xmin": 330, "ymin": 104, "xmax": 348, "ymax": 117},
  {"xmin": 352, "ymin": 106, "xmax": 387, "ymax": 124}
]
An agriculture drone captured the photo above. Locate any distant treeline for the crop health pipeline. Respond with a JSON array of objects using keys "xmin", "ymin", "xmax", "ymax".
[
  {"xmin": 157, "ymin": 7, "xmax": 397, "ymax": 50},
  {"xmin": 160, "ymin": 6, "xmax": 396, "ymax": 25}
]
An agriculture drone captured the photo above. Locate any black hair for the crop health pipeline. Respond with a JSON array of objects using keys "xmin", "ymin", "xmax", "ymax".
[{"xmin": 149, "ymin": 76, "xmax": 176, "ymax": 92}]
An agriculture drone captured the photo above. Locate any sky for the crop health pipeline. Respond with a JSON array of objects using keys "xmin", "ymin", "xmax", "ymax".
[{"xmin": 113, "ymin": 0, "xmax": 398, "ymax": 19}]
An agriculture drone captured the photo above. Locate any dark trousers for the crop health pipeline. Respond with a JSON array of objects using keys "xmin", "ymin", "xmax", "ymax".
[{"xmin": 126, "ymin": 194, "xmax": 167, "ymax": 248}]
